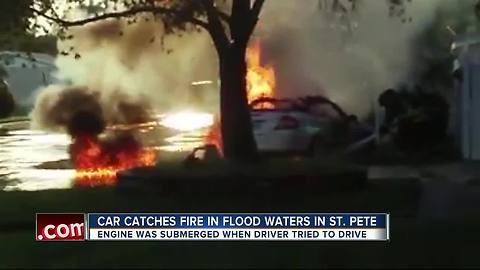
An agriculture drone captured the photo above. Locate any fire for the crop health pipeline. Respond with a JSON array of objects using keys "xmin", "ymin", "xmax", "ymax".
[
  {"xmin": 72, "ymin": 134, "xmax": 156, "ymax": 186},
  {"xmin": 246, "ymin": 40, "xmax": 276, "ymax": 108},
  {"xmin": 204, "ymin": 115, "xmax": 223, "ymax": 156},
  {"xmin": 204, "ymin": 40, "xmax": 276, "ymax": 153}
]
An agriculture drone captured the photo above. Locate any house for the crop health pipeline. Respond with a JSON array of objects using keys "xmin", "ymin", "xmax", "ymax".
[
  {"xmin": 452, "ymin": 33, "xmax": 480, "ymax": 160},
  {"xmin": 0, "ymin": 51, "xmax": 57, "ymax": 106}
]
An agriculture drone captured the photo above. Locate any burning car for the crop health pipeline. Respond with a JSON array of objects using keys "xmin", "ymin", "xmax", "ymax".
[{"xmin": 249, "ymin": 96, "xmax": 374, "ymax": 156}]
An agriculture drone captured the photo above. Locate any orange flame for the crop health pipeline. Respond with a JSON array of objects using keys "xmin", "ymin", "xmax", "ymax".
[
  {"xmin": 246, "ymin": 40, "xmax": 276, "ymax": 108},
  {"xmin": 204, "ymin": 115, "xmax": 223, "ymax": 156},
  {"xmin": 73, "ymin": 135, "xmax": 156, "ymax": 186},
  {"xmin": 204, "ymin": 40, "xmax": 276, "ymax": 153}
]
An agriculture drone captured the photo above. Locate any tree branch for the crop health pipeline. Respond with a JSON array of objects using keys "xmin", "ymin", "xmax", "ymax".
[
  {"xmin": 231, "ymin": 0, "xmax": 250, "ymax": 43},
  {"xmin": 231, "ymin": 0, "xmax": 265, "ymax": 46},
  {"xmin": 251, "ymin": 0, "xmax": 265, "ymax": 18},
  {"xmin": 31, "ymin": 1, "xmax": 230, "ymax": 54},
  {"xmin": 189, "ymin": 17, "xmax": 209, "ymax": 30},
  {"xmin": 245, "ymin": 0, "xmax": 265, "ymax": 39},
  {"xmin": 30, "ymin": 5, "xmax": 204, "ymax": 28},
  {"xmin": 200, "ymin": 0, "xmax": 230, "ymax": 54},
  {"xmin": 217, "ymin": 10, "xmax": 231, "ymax": 24}
]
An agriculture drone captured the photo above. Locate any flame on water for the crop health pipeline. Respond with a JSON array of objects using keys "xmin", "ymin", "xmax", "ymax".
[
  {"xmin": 246, "ymin": 40, "xmax": 276, "ymax": 108},
  {"xmin": 73, "ymin": 135, "xmax": 156, "ymax": 186}
]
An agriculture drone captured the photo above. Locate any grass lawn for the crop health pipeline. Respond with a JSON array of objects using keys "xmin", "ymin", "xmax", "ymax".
[
  {"xmin": 2, "ymin": 222, "xmax": 480, "ymax": 269},
  {"xmin": 0, "ymin": 160, "xmax": 476, "ymax": 268},
  {"xmin": 0, "ymin": 179, "xmax": 423, "ymax": 268}
]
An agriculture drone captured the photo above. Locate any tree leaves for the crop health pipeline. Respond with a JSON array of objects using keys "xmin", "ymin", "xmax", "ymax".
[{"xmin": 0, "ymin": 0, "xmax": 34, "ymax": 33}]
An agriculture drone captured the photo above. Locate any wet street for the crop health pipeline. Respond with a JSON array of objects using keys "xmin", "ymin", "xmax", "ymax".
[
  {"xmin": 0, "ymin": 116, "xmax": 212, "ymax": 191},
  {"xmin": 0, "ymin": 129, "xmax": 74, "ymax": 191}
]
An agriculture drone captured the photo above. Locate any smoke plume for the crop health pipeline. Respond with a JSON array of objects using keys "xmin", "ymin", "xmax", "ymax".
[
  {"xmin": 30, "ymin": 0, "xmax": 475, "ymax": 129},
  {"xmin": 30, "ymin": 11, "xmax": 217, "ymax": 133},
  {"xmin": 30, "ymin": 84, "xmax": 154, "ymax": 134},
  {"xmin": 31, "ymin": 85, "xmax": 104, "ymax": 134},
  {"xmin": 257, "ymin": 0, "xmax": 464, "ymax": 117}
]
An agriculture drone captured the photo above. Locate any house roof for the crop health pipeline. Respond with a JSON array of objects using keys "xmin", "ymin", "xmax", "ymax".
[
  {"xmin": 452, "ymin": 33, "xmax": 480, "ymax": 51},
  {"xmin": 0, "ymin": 51, "xmax": 56, "ymax": 68}
]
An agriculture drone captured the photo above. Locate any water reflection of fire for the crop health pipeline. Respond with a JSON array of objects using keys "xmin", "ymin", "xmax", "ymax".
[{"xmin": 72, "ymin": 134, "xmax": 156, "ymax": 187}]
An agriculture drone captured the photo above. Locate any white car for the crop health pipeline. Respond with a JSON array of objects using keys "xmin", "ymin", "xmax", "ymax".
[{"xmin": 250, "ymin": 97, "xmax": 374, "ymax": 156}]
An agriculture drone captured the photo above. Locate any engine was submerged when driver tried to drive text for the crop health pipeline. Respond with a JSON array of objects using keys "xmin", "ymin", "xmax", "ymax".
[{"xmin": 96, "ymin": 229, "xmax": 221, "ymax": 239}]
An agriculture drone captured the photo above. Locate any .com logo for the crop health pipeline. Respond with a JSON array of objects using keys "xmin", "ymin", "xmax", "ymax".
[{"xmin": 36, "ymin": 213, "xmax": 85, "ymax": 241}]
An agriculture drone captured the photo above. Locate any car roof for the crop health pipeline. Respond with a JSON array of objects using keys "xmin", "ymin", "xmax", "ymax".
[{"xmin": 250, "ymin": 96, "xmax": 350, "ymax": 120}]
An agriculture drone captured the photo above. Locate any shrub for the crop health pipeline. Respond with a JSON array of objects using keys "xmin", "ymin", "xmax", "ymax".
[{"xmin": 0, "ymin": 79, "xmax": 15, "ymax": 118}]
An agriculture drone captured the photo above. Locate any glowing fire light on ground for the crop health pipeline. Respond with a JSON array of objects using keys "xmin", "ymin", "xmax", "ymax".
[
  {"xmin": 159, "ymin": 111, "xmax": 214, "ymax": 131},
  {"xmin": 246, "ymin": 40, "xmax": 276, "ymax": 108},
  {"xmin": 72, "ymin": 135, "xmax": 156, "ymax": 186}
]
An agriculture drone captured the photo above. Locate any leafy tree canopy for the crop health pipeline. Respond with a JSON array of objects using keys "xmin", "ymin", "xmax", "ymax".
[{"xmin": 0, "ymin": 0, "xmax": 35, "ymax": 40}]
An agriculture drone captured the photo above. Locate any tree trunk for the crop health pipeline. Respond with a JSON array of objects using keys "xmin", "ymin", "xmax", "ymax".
[{"xmin": 218, "ymin": 44, "xmax": 259, "ymax": 162}]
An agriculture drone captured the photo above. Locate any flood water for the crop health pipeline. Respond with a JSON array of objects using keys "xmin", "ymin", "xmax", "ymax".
[
  {"xmin": 0, "ymin": 121, "xmax": 210, "ymax": 191},
  {"xmin": 0, "ymin": 129, "xmax": 74, "ymax": 191}
]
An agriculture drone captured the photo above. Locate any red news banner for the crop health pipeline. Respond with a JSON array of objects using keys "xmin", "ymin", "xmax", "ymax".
[
  {"xmin": 36, "ymin": 213, "xmax": 389, "ymax": 241},
  {"xmin": 36, "ymin": 213, "xmax": 85, "ymax": 241}
]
